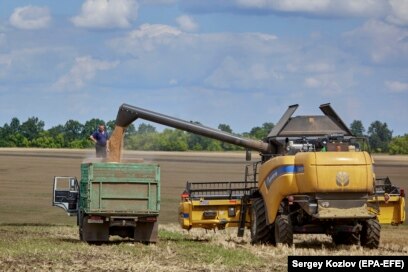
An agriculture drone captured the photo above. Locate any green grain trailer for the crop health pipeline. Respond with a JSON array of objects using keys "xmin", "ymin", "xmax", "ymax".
[{"xmin": 53, "ymin": 162, "xmax": 160, "ymax": 243}]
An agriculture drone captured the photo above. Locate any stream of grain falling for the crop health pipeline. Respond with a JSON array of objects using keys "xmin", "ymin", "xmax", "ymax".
[{"xmin": 107, "ymin": 126, "xmax": 126, "ymax": 162}]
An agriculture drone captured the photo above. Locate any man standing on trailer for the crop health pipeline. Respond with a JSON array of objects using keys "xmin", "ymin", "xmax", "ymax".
[{"xmin": 90, "ymin": 124, "xmax": 110, "ymax": 158}]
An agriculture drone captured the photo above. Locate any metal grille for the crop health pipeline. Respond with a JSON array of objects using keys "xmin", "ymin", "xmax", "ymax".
[{"xmin": 186, "ymin": 181, "xmax": 257, "ymax": 200}]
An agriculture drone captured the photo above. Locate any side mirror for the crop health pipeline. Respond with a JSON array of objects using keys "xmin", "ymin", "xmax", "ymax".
[
  {"xmin": 245, "ymin": 150, "xmax": 252, "ymax": 161},
  {"xmin": 70, "ymin": 178, "xmax": 77, "ymax": 191}
]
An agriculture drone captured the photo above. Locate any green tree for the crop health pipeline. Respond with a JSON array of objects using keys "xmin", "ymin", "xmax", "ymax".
[
  {"xmin": 20, "ymin": 117, "xmax": 45, "ymax": 141},
  {"xmin": 218, "ymin": 124, "xmax": 233, "ymax": 134},
  {"xmin": 9, "ymin": 118, "xmax": 21, "ymax": 134},
  {"xmin": 389, "ymin": 134, "xmax": 408, "ymax": 155},
  {"xmin": 48, "ymin": 125, "xmax": 65, "ymax": 147},
  {"xmin": 217, "ymin": 123, "xmax": 237, "ymax": 151},
  {"xmin": 184, "ymin": 121, "xmax": 214, "ymax": 151},
  {"xmin": 137, "ymin": 123, "xmax": 156, "ymax": 134},
  {"xmin": 48, "ymin": 125, "xmax": 64, "ymax": 138},
  {"xmin": 248, "ymin": 122, "xmax": 274, "ymax": 140},
  {"xmin": 158, "ymin": 129, "xmax": 188, "ymax": 151},
  {"xmin": 31, "ymin": 131, "xmax": 60, "ymax": 148},
  {"xmin": 126, "ymin": 123, "xmax": 136, "ymax": 135},
  {"xmin": 368, "ymin": 121, "xmax": 393, "ymax": 153},
  {"xmin": 350, "ymin": 120, "xmax": 365, "ymax": 137},
  {"xmin": 82, "ymin": 118, "xmax": 105, "ymax": 138},
  {"xmin": 63, "ymin": 120, "xmax": 84, "ymax": 143},
  {"xmin": 6, "ymin": 133, "xmax": 30, "ymax": 147},
  {"xmin": 106, "ymin": 120, "xmax": 116, "ymax": 132},
  {"xmin": 0, "ymin": 118, "xmax": 24, "ymax": 147}
]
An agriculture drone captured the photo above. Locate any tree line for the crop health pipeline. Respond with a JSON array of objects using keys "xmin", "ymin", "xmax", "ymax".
[
  {"xmin": 0, "ymin": 116, "xmax": 407, "ymax": 154},
  {"xmin": 349, "ymin": 120, "xmax": 407, "ymax": 154}
]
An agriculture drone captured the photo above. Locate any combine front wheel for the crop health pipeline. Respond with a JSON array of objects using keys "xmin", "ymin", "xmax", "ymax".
[
  {"xmin": 274, "ymin": 215, "xmax": 293, "ymax": 246},
  {"xmin": 250, "ymin": 198, "xmax": 273, "ymax": 244},
  {"xmin": 360, "ymin": 218, "xmax": 380, "ymax": 249}
]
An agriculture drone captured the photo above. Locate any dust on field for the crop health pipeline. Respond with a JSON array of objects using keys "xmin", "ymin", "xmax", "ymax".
[{"xmin": 0, "ymin": 224, "xmax": 407, "ymax": 272}]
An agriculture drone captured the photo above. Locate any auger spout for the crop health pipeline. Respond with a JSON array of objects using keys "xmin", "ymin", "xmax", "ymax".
[{"xmin": 115, "ymin": 104, "xmax": 272, "ymax": 154}]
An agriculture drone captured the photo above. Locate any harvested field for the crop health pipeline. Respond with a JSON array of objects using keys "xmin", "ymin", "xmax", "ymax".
[
  {"xmin": 0, "ymin": 224, "xmax": 407, "ymax": 271},
  {"xmin": 0, "ymin": 148, "xmax": 407, "ymax": 271}
]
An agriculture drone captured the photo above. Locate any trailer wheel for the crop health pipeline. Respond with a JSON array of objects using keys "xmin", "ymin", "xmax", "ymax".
[
  {"xmin": 274, "ymin": 215, "xmax": 293, "ymax": 246},
  {"xmin": 332, "ymin": 232, "xmax": 359, "ymax": 245},
  {"xmin": 360, "ymin": 218, "xmax": 380, "ymax": 249},
  {"xmin": 250, "ymin": 198, "xmax": 273, "ymax": 244}
]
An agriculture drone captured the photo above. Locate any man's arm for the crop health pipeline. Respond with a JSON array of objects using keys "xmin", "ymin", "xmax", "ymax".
[{"xmin": 89, "ymin": 134, "xmax": 97, "ymax": 144}]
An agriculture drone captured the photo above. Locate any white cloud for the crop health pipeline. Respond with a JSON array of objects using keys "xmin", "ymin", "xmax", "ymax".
[
  {"xmin": 129, "ymin": 23, "xmax": 181, "ymax": 39},
  {"xmin": 205, "ymin": 56, "xmax": 283, "ymax": 89},
  {"xmin": 387, "ymin": 0, "xmax": 408, "ymax": 25},
  {"xmin": 203, "ymin": 0, "xmax": 389, "ymax": 17},
  {"xmin": 139, "ymin": 0, "xmax": 176, "ymax": 4},
  {"xmin": 343, "ymin": 20, "xmax": 408, "ymax": 64},
  {"xmin": 304, "ymin": 77, "xmax": 321, "ymax": 88},
  {"xmin": 53, "ymin": 56, "xmax": 119, "ymax": 91},
  {"xmin": 305, "ymin": 62, "xmax": 335, "ymax": 73},
  {"xmin": 176, "ymin": 15, "xmax": 198, "ymax": 32},
  {"xmin": 184, "ymin": 0, "xmax": 408, "ymax": 26},
  {"xmin": 71, "ymin": 0, "xmax": 138, "ymax": 29},
  {"xmin": 304, "ymin": 75, "xmax": 342, "ymax": 95},
  {"xmin": 112, "ymin": 24, "xmax": 182, "ymax": 52},
  {"xmin": 169, "ymin": 79, "xmax": 178, "ymax": 85},
  {"xmin": 108, "ymin": 24, "xmax": 287, "ymax": 89},
  {"xmin": 237, "ymin": 0, "xmax": 331, "ymax": 13},
  {"xmin": 9, "ymin": 6, "xmax": 51, "ymax": 30},
  {"xmin": 385, "ymin": 80, "xmax": 408, "ymax": 93}
]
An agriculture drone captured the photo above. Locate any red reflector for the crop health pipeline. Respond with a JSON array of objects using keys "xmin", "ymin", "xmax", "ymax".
[
  {"xmin": 145, "ymin": 217, "xmax": 157, "ymax": 222},
  {"xmin": 181, "ymin": 190, "xmax": 189, "ymax": 199},
  {"xmin": 229, "ymin": 200, "xmax": 237, "ymax": 204},
  {"xmin": 401, "ymin": 189, "xmax": 405, "ymax": 198},
  {"xmin": 287, "ymin": 195, "xmax": 294, "ymax": 205}
]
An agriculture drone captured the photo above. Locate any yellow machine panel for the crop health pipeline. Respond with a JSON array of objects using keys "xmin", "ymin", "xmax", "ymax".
[
  {"xmin": 257, "ymin": 151, "xmax": 374, "ymax": 224},
  {"xmin": 369, "ymin": 195, "xmax": 406, "ymax": 225},
  {"xmin": 179, "ymin": 198, "xmax": 250, "ymax": 230}
]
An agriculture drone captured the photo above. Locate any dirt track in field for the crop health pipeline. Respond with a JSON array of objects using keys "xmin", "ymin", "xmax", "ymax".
[{"xmin": 0, "ymin": 148, "xmax": 407, "ymax": 225}]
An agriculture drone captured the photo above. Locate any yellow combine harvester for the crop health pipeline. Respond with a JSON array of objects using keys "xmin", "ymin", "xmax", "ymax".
[{"xmin": 114, "ymin": 103, "xmax": 405, "ymax": 248}]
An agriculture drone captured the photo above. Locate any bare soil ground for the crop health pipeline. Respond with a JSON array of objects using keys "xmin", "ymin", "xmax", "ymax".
[
  {"xmin": 0, "ymin": 148, "xmax": 406, "ymax": 224},
  {"xmin": 0, "ymin": 148, "xmax": 407, "ymax": 271}
]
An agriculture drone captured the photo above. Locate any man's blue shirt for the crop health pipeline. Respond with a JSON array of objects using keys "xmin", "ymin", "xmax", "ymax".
[{"xmin": 92, "ymin": 130, "xmax": 109, "ymax": 146}]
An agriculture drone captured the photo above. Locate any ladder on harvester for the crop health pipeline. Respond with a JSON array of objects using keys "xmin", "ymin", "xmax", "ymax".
[{"xmin": 237, "ymin": 161, "xmax": 260, "ymax": 237}]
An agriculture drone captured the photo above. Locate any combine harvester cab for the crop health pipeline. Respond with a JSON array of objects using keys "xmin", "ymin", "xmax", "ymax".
[
  {"xmin": 110, "ymin": 103, "xmax": 405, "ymax": 248},
  {"xmin": 53, "ymin": 162, "xmax": 160, "ymax": 244}
]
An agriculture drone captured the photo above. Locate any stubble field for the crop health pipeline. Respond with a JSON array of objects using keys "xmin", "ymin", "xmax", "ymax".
[{"xmin": 0, "ymin": 148, "xmax": 407, "ymax": 271}]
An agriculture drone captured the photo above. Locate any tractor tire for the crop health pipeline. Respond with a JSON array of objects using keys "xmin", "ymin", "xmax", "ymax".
[
  {"xmin": 332, "ymin": 232, "xmax": 359, "ymax": 246},
  {"xmin": 360, "ymin": 218, "xmax": 381, "ymax": 249},
  {"xmin": 250, "ymin": 198, "xmax": 274, "ymax": 244},
  {"xmin": 274, "ymin": 215, "xmax": 293, "ymax": 246}
]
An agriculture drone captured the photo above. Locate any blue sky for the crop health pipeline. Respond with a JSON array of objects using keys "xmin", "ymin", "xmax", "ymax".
[{"xmin": 0, "ymin": 0, "xmax": 407, "ymax": 136}]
